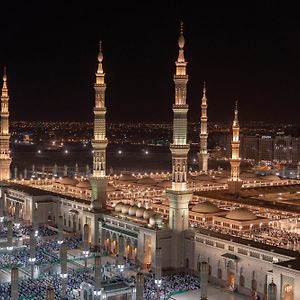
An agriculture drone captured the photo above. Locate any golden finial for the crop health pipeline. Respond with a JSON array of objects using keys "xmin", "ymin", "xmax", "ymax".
[
  {"xmin": 180, "ymin": 20, "xmax": 184, "ymax": 34},
  {"xmin": 98, "ymin": 40, "xmax": 103, "ymax": 63},
  {"xmin": 234, "ymin": 101, "xmax": 239, "ymax": 124},
  {"xmin": 178, "ymin": 21, "xmax": 185, "ymax": 49},
  {"xmin": 203, "ymin": 81, "xmax": 206, "ymax": 96},
  {"xmin": 3, "ymin": 67, "xmax": 7, "ymax": 82}
]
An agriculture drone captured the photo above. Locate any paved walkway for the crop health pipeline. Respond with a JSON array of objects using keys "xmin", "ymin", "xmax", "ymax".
[{"xmin": 171, "ymin": 286, "xmax": 248, "ymax": 300}]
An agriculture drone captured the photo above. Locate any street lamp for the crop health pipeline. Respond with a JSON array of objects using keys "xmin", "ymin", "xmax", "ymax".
[
  {"xmin": 117, "ymin": 264, "xmax": 124, "ymax": 272},
  {"xmin": 155, "ymin": 279, "xmax": 162, "ymax": 288}
]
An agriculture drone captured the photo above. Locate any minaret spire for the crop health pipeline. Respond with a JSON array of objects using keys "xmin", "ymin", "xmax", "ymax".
[
  {"xmin": 198, "ymin": 81, "xmax": 208, "ymax": 172},
  {"xmin": 96, "ymin": 41, "xmax": 104, "ymax": 78},
  {"xmin": 89, "ymin": 41, "xmax": 109, "ymax": 245},
  {"xmin": 175, "ymin": 21, "xmax": 187, "ymax": 78},
  {"xmin": 166, "ymin": 22, "xmax": 193, "ymax": 270},
  {"xmin": 234, "ymin": 100, "xmax": 239, "ymax": 126},
  {"xmin": 228, "ymin": 101, "xmax": 242, "ymax": 194},
  {"xmin": 0, "ymin": 67, "xmax": 12, "ymax": 180}
]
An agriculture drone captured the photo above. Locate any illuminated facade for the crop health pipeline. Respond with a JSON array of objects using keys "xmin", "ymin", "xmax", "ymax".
[
  {"xmin": 198, "ymin": 82, "xmax": 208, "ymax": 172},
  {"xmin": 1, "ymin": 24, "xmax": 300, "ymax": 300},
  {"xmin": 0, "ymin": 68, "xmax": 11, "ymax": 181},
  {"xmin": 228, "ymin": 101, "xmax": 242, "ymax": 194},
  {"xmin": 89, "ymin": 41, "xmax": 109, "ymax": 211},
  {"xmin": 166, "ymin": 21, "xmax": 193, "ymax": 270}
]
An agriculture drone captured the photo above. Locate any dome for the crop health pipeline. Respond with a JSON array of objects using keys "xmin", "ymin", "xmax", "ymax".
[
  {"xmin": 191, "ymin": 201, "xmax": 220, "ymax": 214},
  {"xmin": 215, "ymin": 177, "xmax": 228, "ymax": 184},
  {"xmin": 115, "ymin": 202, "xmax": 124, "ymax": 212},
  {"xmin": 189, "ymin": 174, "xmax": 212, "ymax": 182},
  {"xmin": 138, "ymin": 177, "xmax": 156, "ymax": 185},
  {"xmin": 107, "ymin": 184, "xmax": 116, "ymax": 192},
  {"xmin": 128, "ymin": 205, "xmax": 138, "ymax": 216},
  {"xmin": 136, "ymin": 207, "xmax": 146, "ymax": 218},
  {"xmin": 261, "ymin": 175, "xmax": 280, "ymax": 181},
  {"xmin": 119, "ymin": 174, "xmax": 136, "ymax": 182},
  {"xmin": 157, "ymin": 180, "xmax": 172, "ymax": 188},
  {"xmin": 59, "ymin": 177, "xmax": 78, "ymax": 186},
  {"xmin": 240, "ymin": 172, "xmax": 256, "ymax": 179},
  {"xmin": 226, "ymin": 208, "xmax": 257, "ymax": 221},
  {"xmin": 143, "ymin": 209, "xmax": 155, "ymax": 219},
  {"xmin": 76, "ymin": 180, "xmax": 91, "ymax": 189},
  {"xmin": 121, "ymin": 204, "xmax": 131, "ymax": 214},
  {"xmin": 149, "ymin": 214, "xmax": 163, "ymax": 227}
]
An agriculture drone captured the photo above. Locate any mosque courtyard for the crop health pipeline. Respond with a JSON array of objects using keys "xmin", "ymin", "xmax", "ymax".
[{"xmin": 171, "ymin": 286, "xmax": 248, "ymax": 300}]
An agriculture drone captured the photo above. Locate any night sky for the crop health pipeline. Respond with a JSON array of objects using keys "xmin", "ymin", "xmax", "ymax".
[{"xmin": 0, "ymin": 2, "xmax": 299, "ymax": 123}]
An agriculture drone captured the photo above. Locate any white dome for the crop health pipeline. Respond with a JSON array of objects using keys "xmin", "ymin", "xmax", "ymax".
[
  {"xmin": 190, "ymin": 174, "xmax": 212, "ymax": 181},
  {"xmin": 128, "ymin": 205, "xmax": 138, "ymax": 216},
  {"xmin": 240, "ymin": 172, "xmax": 256, "ymax": 179},
  {"xmin": 149, "ymin": 214, "xmax": 163, "ymax": 227},
  {"xmin": 157, "ymin": 180, "xmax": 172, "ymax": 188},
  {"xmin": 191, "ymin": 201, "xmax": 220, "ymax": 214},
  {"xmin": 76, "ymin": 180, "xmax": 91, "ymax": 189},
  {"xmin": 119, "ymin": 174, "xmax": 136, "ymax": 181},
  {"xmin": 121, "ymin": 204, "xmax": 131, "ymax": 214},
  {"xmin": 226, "ymin": 208, "xmax": 257, "ymax": 221},
  {"xmin": 136, "ymin": 207, "xmax": 146, "ymax": 218},
  {"xmin": 59, "ymin": 177, "xmax": 78, "ymax": 186},
  {"xmin": 215, "ymin": 177, "xmax": 228, "ymax": 184},
  {"xmin": 138, "ymin": 177, "xmax": 156, "ymax": 185},
  {"xmin": 262, "ymin": 175, "xmax": 280, "ymax": 181},
  {"xmin": 115, "ymin": 202, "xmax": 124, "ymax": 212},
  {"xmin": 143, "ymin": 209, "xmax": 155, "ymax": 219}
]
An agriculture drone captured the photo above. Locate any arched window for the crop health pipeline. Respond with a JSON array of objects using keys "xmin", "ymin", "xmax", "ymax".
[
  {"xmin": 218, "ymin": 268, "xmax": 222, "ymax": 279},
  {"xmin": 186, "ymin": 258, "xmax": 189, "ymax": 269},
  {"xmin": 239, "ymin": 275, "xmax": 245, "ymax": 287}
]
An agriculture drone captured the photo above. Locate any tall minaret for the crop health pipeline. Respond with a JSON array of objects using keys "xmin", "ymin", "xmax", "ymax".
[
  {"xmin": 90, "ymin": 41, "xmax": 108, "ymax": 211},
  {"xmin": 170, "ymin": 21, "xmax": 189, "ymax": 192},
  {"xmin": 0, "ymin": 68, "xmax": 12, "ymax": 181},
  {"xmin": 166, "ymin": 22, "xmax": 193, "ymax": 270},
  {"xmin": 228, "ymin": 101, "xmax": 242, "ymax": 194},
  {"xmin": 198, "ymin": 82, "xmax": 208, "ymax": 172}
]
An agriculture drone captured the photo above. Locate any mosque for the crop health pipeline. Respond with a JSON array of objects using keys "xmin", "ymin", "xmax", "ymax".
[{"xmin": 0, "ymin": 22, "xmax": 300, "ymax": 300}]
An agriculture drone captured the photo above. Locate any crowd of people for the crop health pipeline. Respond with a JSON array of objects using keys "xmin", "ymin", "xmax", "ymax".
[
  {"xmin": 0, "ymin": 271, "xmax": 94, "ymax": 300},
  {"xmin": 0, "ymin": 223, "xmax": 82, "ymax": 271},
  {"xmin": 143, "ymin": 273, "xmax": 200, "ymax": 299},
  {"xmin": 39, "ymin": 236, "xmax": 81, "ymax": 252},
  {"xmin": 192, "ymin": 221, "xmax": 300, "ymax": 251},
  {"xmin": 19, "ymin": 226, "xmax": 57, "ymax": 237},
  {"xmin": 0, "ymin": 248, "xmax": 56, "ymax": 269}
]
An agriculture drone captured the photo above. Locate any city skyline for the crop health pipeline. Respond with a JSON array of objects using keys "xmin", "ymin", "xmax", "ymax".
[{"xmin": 0, "ymin": 2, "xmax": 300, "ymax": 122}]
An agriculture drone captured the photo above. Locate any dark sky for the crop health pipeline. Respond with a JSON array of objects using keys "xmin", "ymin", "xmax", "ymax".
[{"xmin": 0, "ymin": 1, "xmax": 299, "ymax": 123}]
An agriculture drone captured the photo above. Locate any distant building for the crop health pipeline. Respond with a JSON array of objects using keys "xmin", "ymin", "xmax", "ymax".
[
  {"xmin": 274, "ymin": 135, "xmax": 292, "ymax": 163},
  {"xmin": 259, "ymin": 135, "xmax": 273, "ymax": 162},
  {"xmin": 291, "ymin": 137, "xmax": 300, "ymax": 164},
  {"xmin": 242, "ymin": 135, "xmax": 259, "ymax": 161}
]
